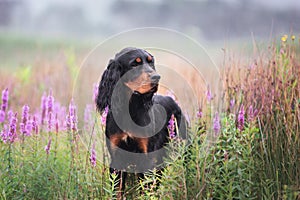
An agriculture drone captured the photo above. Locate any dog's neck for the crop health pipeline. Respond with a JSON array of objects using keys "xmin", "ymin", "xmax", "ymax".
[
  {"xmin": 129, "ymin": 90, "xmax": 154, "ymax": 127},
  {"xmin": 130, "ymin": 92, "xmax": 154, "ymax": 110},
  {"xmin": 109, "ymin": 86, "xmax": 154, "ymax": 127}
]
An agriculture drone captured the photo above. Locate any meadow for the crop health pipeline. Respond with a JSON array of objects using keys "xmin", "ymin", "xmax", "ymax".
[{"xmin": 0, "ymin": 34, "xmax": 299, "ymax": 199}]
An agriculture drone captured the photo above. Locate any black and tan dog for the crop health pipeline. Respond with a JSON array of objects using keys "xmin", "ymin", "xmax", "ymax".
[{"xmin": 96, "ymin": 47, "xmax": 186, "ymax": 197}]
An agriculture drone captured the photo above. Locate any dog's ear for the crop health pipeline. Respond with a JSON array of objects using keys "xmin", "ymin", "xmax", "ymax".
[{"xmin": 96, "ymin": 59, "xmax": 120, "ymax": 112}]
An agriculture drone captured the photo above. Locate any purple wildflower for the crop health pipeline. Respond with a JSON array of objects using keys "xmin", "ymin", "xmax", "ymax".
[
  {"xmin": 90, "ymin": 143, "xmax": 97, "ymax": 167},
  {"xmin": 84, "ymin": 104, "xmax": 93, "ymax": 130},
  {"xmin": 248, "ymin": 105, "xmax": 258, "ymax": 123},
  {"xmin": 70, "ymin": 104, "xmax": 77, "ymax": 132},
  {"xmin": 25, "ymin": 116, "xmax": 33, "ymax": 135},
  {"xmin": 237, "ymin": 105, "xmax": 245, "ymax": 131},
  {"xmin": 0, "ymin": 110, "xmax": 4, "ymax": 123},
  {"xmin": 196, "ymin": 107, "xmax": 203, "ymax": 119},
  {"xmin": 8, "ymin": 112, "xmax": 18, "ymax": 143},
  {"xmin": 213, "ymin": 112, "xmax": 221, "ymax": 136},
  {"xmin": 55, "ymin": 114, "xmax": 59, "ymax": 134},
  {"xmin": 46, "ymin": 90, "xmax": 55, "ymax": 132},
  {"xmin": 101, "ymin": 106, "xmax": 109, "ymax": 126},
  {"xmin": 41, "ymin": 92, "xmax": 47, "ymax": 125},
  {"xmin": 20, "ymin": 123, "xmax": 25, "ymax": 136},
  {"xmin": 47, "ymin": 90, "xmax": 54, "ymax": 114},
  {"xmin": 32, "ymin": 115, "xmax": 39, "ymax": 135},
  {"xmin": 206, "ymin": 86, "xmax": 212, "ymax": 102},
  {"xmin": 58, "ymin": 106, "xmax": 66, "ymax": 122},
  {"xmin": 93, "ymin": 83, "xmax": 98, "ymax": 103},
  {"xmin": 45, "ymin": 137, "xmax": 52, "ymax": 155},
  {"xmin": 53, "ymin": 102, "xmax": 64, "ymax": 119},
  {"xmin": 167, "ymin": 114, "xmax": 176, "ymax": 139},
  {"xmin": 7, "ymin": 110, "xmax": 13, "ymax": 121},
  {"xmin": 0, "ymin": 88, "xmax": 9, "ymax": 123},
  {"xmin": 0, "ymin": 125, "xmax": 8, "ymax": 143},
  {"xmin": 66, "ymin": 114, "xmax": 71, "ymax": 131},
  {"xmin": 1, "ymin": 88, "xmax": 9, "ymax": 112},
  {"xmin": 47, "ymin": 111, "xmax": 53, "ymax": 132},
  {"xmin": 20, "ymin": 105, "xmax": 31, "ymax": 136},
  {"xmin": 66, "ymin": 99, "xmax": 77, "ymax": 132},
  {"xmin": 53, "ymin": 103, "xmax": 66, "ymax": 130},
  {"xmin": 21, "ymin": 105, "xmax": 29, "ymax": 124}
]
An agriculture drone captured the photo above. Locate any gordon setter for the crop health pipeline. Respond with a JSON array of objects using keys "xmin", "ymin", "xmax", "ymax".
[{"xmin": 96, "ymin": 47, "xmax": 186, "ymax": 197}]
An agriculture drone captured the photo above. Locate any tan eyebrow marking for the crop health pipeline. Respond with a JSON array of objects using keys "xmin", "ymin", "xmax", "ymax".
[
  {"xmin": 135, "ymin": 57, "xmax": 142, "ymax": 63},
  {"xmin": 147, "ymin": 56, "xmax": 152, "ymax": 62}
]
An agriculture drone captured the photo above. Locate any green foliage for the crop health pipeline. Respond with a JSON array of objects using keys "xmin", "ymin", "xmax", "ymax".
[
  {"xmin": 0, "ymin": 128, "xmax": 109, "ymax": 200},
  {"xmin": 205, "ymin": 115, "xmax": 258, "ymax": 199},
  {"xmin": 1, "ymin": 37, "xmax": 300, "ymax": 199}
]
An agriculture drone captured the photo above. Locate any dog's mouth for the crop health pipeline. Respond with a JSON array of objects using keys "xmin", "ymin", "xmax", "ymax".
[
  {"xmin": 150, "ymin": 83, "xmax": 159, "ymax": 92},
  {"xmin": 148, "ymin": 74, "xmax": 160, "ymax": 93},
  {"xmin": 125, "ymin": 73, "xmax": 160, "ymax": 95},
  {"xmin": 131, "ymin": 83, "xmax": 158, "ymax": 95}
]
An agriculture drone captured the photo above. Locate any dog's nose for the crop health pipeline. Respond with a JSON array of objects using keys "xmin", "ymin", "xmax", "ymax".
[{"xmin": 150, "ymin": 74, "xmax": 161, "ymax": 83}]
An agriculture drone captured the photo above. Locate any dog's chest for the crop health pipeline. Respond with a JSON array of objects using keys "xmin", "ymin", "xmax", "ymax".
[{"xmin": 109, "ymin": 132, "xmax": 149, "ymax": 153}]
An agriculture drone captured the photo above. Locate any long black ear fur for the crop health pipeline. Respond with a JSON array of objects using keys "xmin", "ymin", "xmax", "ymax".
[{"xmin": 96, "ymin": 59, "xmax": 120, "ymax": 112}]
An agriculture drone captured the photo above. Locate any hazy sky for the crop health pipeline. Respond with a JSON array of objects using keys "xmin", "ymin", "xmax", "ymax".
[{"xmin": 7, "ymin": 0, "xmax": 299, "ymax": 40}]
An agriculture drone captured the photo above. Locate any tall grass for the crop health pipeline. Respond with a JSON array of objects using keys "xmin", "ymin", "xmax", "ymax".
[
  {"xmin": 223, "ymin": 36, "xmax": 300, "ymax": 199},
  {"xmin": 0, "ymin": 36, "xmax": 299, "ymax": 199}
]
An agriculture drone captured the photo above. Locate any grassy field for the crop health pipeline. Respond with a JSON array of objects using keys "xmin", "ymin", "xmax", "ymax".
[{"xmin": 0, "ymin": 34, "xmax": 299, "ymax": 199}]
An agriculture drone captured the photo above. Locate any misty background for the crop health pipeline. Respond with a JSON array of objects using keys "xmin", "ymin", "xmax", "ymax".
[
  {"xmin": 1, "ymin": 0, "xmax": 300, "ymax": 42},
  {"xmin": 1, "ymin": 0, "xmax": 300, "ymax": 123}
]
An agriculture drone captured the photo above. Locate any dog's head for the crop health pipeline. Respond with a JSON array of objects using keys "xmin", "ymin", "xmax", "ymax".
[{"xmin": 96, "ymin": 47, "xmax": 160, "ymax": 112}]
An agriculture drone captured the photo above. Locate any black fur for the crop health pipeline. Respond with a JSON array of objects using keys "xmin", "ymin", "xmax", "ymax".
[{"xmin": 96, "ymin": 47, "xmax": 186, "ymax": 197}]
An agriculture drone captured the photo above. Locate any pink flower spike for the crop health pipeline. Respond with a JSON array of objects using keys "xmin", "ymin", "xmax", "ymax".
[
  {"xmin": 32, "ymin": 115, "xmax": 39, "ymax": 135},
  {"xmin": 20, "ymin": 105, "xmax": 31, "ymax": 136},
  {"xmin": 7, "ymin": 110, "xmax": 13, "ymax": 121},
  {"xmin": 25, "ymin": 116, "xmax": 33, "ymax": 136},
  {"xmin": 55, "ymin": 114, "xmax": 59, "ymax": 134},
  {"xmin": 0, "ymin": 125, "xmax": 8, "ymax": 143},
  {"xmin": 8, "ymin": 112, "xmax": 18, "ymax": 143},
  {"xmin": 45, "ymin": 137, "xmax": 52, "ymax": 155},
  {"xmin": 48, "ymin": 111, "xmax": 53, "ymax": 132},
  {"xmin": 101, "ymin": 106, "xmax": 109, "ymax": 126},
  {"xmin": 93, "ymin": 83, "xmax": 99, "ymax": 103},
  {"xmin": 237, "ymin": 105, "xmax": 245, "ymax": 131},
  {"xmin": 47, "ymin": 90, "xmax": 54, "ymax": 114},
  {"xmin": 84, "ymin": 104, "xmax": 93, "ymax": 130},
  {"xmin": 41, "ymin": 92, "xmax": 47, "ymax": 125},
  {"xmin": 167, "ymin": 114, "xmax": 176, "ymax": 139},
  {"xmin": 1, "ymin": 88, "xmax": 9, "ymax": 112},
  {"xmin": 90, "ymin": 143, "xmax": 97, "ymax": 167},
  {"xmin": 248, "ymin": 105, "xmax": 258, "ymax": 122},
  {"xmin": 206, "ymin": 85, "xmax": 213, "ymax": 102},
  {"xmin": 213, "ymin": 112, "xmax": 221, "ymax": 136},
  {"xmin": 66, "ymin": 99, "xmax": 78, "ymax": 132},
  {"xmin": 0, "ymin": 110, "xmax": 5, "ymax": 123},
  {"xmin": 21, "ymin": 105, "xmax": 29, "ymax": 124},
  {"xmin": 196, "ymin": 107, "xmax": 203, "ymax": 119}
]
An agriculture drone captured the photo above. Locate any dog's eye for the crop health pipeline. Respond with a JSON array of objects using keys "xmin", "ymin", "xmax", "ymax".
[
  {"xmin": 135, "ymin": 57, "xmax": 142, "ymax": 63},
  {"xmin": 131, "ymin": 57, "xmax": 142, "ymax": 67}
]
